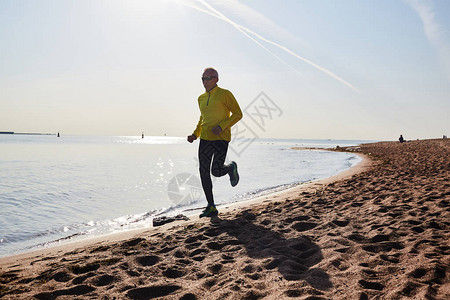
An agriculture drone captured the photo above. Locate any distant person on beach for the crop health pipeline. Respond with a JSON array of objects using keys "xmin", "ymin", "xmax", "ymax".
[
  {"xmin": 399, "ymin": 135, "xmax": 404, "ymax": 143},
  {"xmin": 187, "ymin": 68, "xmax": 243, "ymax": 218}
]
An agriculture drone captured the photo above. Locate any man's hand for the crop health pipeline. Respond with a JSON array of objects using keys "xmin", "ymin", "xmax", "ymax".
[
  {"xmin": 187, "ymin": 135, "xmax": 197, "ymax": 143},
  {"xmin": 212, "ymin": 125, "xmax": 222, "ymax": 135}
]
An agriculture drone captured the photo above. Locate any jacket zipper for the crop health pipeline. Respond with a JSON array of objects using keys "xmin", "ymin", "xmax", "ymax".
[{"xmin": 207, "ymin": 91, "xmax": 210, "ymax": 106}]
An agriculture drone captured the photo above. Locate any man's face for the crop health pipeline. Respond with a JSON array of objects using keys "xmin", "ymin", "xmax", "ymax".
[{"xmin": 202, "ymin": 71, "xmax": 218, "ymax": 92}]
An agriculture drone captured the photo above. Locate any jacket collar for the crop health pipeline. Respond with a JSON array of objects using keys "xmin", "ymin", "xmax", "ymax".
[{"xmin": 207, "ymin": 85, "xmax": 219, "ymax": 93}]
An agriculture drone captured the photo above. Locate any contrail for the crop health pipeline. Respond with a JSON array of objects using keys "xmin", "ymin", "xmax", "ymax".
[
  {"xmin": 180, "ymin": 1, "xmax": 301, "ymax": 75},
  {"xmin": 182, "ymin": 0, "xmax": 360, "ymax": 93},
  {"xmin": 404, "ymin": 0, "xmax": 450, "ymax": 82}
]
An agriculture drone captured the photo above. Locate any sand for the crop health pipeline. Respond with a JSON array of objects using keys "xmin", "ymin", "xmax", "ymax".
[{"xmin": 0, "ymin": 139, "xmax": 448, "ymax": 299}]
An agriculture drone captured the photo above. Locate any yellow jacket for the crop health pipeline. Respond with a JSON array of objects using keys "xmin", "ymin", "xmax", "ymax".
[{"xmin": 193, "ymin": 86, "xmax": 243, "ymax": 141}]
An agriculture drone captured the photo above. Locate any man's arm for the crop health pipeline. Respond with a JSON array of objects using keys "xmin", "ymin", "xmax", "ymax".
[
  {"xmin": 187, "ymin": 134, "xmax": 197, "ymax": 143},
  {"xmin": 218, "ymin": 91, "xmax": 243, "ymax": 131},
  {"xmin": 211, "ymin": 125, "xmax": 222, "ymax": 135},
  {"xmin": 188, "ymin": 116, "xmax": 202, "ymax": 142}
]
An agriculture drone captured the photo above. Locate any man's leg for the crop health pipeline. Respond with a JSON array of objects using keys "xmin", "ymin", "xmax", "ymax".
[
  {"xmin": 210, "ymin": 140, "xmax": 239, "ymax": 187},
  {"xmin": 198, "ymin": 139, "xmax": 214, "ymax": 206},
  {"xmin": 198, "ymin": 139, "xmax": 236, "ymax": 217},
  {"xmin": 211, "ymin": 140, "xmax": 231, "ymax": 178}
]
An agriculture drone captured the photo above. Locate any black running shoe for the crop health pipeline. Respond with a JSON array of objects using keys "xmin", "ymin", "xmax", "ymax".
[
  {"xmin": 199, "ymin": 205, "xmax": 218, "ymax": 218},
  {"xmin": 229, "ymin": 161, "xmax": 239, "ymax": 187}
]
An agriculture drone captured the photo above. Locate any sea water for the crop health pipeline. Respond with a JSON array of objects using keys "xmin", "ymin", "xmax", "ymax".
[{"xmin": 0, "ymin": 135, "xmax": 370, "ymax": 257}]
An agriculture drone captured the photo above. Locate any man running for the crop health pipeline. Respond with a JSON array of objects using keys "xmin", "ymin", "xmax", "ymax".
[{"xmin": 187, "ymin": 68, "xmax": 243, "ymax": 218}]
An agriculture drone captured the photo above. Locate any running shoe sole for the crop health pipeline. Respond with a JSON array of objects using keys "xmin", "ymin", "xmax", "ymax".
[{"xmin": 230, "ymin": 161, "xmax": 239, "ymax": 187}]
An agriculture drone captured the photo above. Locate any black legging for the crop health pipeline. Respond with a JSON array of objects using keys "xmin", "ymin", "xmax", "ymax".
[{"xmin": 198, "ymin": 139, "xmax": 231, "ymax": 206}]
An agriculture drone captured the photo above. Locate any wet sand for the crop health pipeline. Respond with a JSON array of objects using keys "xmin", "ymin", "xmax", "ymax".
[{"xmin": 0, "ymin": 139, "xmax": 449, "ymax": 299}]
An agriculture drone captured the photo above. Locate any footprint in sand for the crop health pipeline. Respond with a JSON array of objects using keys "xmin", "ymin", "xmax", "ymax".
[
  {"xmin": 51, "ymin": 271, "xmax": 73, "ymax": 282},
  {"xmin": 72, "ymin": 272, "xmax": 96, "ymax": 285},
  {"xmin": 34, "ymin": 285, "xmax": 96, "ymax": 300},
  {"xmin": 358, "ymin": 279, "xmax": 384, "ymax": 291},
  {"xmin": 291, "ymin": 221, "xmax": 318, "ymax": 232},
  {"xmin": 90, "ymin": 274, "xmax": 119, "ymax": 286},
  {"xmin": 205, "ymin": 263, "xmax": 222, "ymax": 276},
  {"xmin": 126, "ymin": 285, "xmax": 181, "ymax": 299},
  {"xmin": 331, "ymin": 219, "xmax": 350, "ymax": 227},
  {"xmin": 136, "ymin": 255, "xmax": 159, "ymax": 267},
  {"xmin": 179, "ymin": 293, "xmax": 197, "ymax": 300},
  {"xmin": 69, "ymin": 262, "xmax": 100, "ymax": 274},
  {"xmin": 189, "ymin": 248, "xmax": 208, "ymax": 257},
  {"xmin": 162, "ymin": 266, "xmax": 185, "ymax": 278}
]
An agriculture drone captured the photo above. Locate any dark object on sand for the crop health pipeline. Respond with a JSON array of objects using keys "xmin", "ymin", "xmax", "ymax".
[
  {"xmin": 399, "ymin": 135, "xmax": 404, "ymax": 143},
  {"xmin": 153, "ymin": 214, "xmax": 189, "ymax": 227}
]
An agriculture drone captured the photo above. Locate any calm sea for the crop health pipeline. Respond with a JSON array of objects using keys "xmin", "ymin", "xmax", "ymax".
[{"xmin": 0, "ymin": 135, "xmax": 371, "ymax": 257}]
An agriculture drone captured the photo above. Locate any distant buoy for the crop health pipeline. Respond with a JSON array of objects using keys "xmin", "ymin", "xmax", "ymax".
[{"xmin": 57, "ymin": 132, "xmax": 60, "ymax": 137}]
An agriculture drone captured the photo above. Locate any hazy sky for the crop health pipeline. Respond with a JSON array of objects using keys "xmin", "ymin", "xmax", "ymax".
[{"xmin": 1, "ymin": 0, "xmax": 449, "ymax": 140}]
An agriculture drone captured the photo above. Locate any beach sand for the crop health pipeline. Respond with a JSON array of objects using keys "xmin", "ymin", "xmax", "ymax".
[{"xmin": 0, "ymin": 139, "xmax": 449, "ymax": 299}]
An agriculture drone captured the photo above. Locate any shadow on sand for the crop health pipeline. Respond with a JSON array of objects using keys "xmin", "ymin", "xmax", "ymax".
[{"xmin": 208, "ymin": 209, "xmax": 332, "ymax": 291}]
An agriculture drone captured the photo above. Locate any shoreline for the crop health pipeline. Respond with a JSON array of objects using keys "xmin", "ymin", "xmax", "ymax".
[
  {"xmin": 1, "ymin": 139, "xmax": 448, "ymax": 299},
  {"xmin": 0, "ymin": 151, "xmax": 370, "ymax": 264}
]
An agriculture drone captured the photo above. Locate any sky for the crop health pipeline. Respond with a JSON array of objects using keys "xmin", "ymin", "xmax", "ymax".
[{"xmin": 1, "ymin": 0, "xmax": 449, "ymax": 140}]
